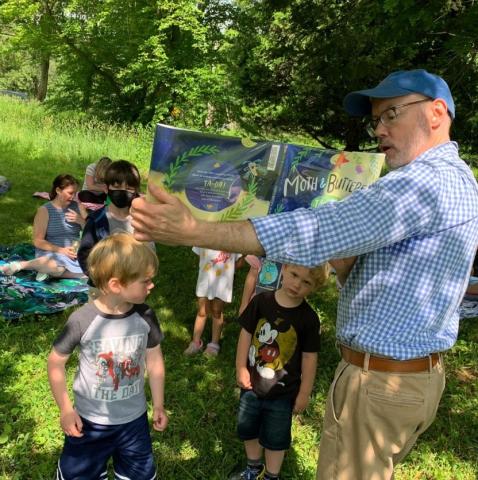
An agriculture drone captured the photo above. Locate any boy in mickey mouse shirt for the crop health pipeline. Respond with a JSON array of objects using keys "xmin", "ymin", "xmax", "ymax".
[{"xmin": 230, "ymin": 263, "xmax": 329, "ymax": 480}]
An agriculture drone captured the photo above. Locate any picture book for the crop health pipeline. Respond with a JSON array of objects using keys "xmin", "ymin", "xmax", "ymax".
[
  {"xmin": 147, "ymin": 124, "xmax": 385, "ymax": 293},
  {"xmin": 148, "ymin": 124, "xmax": 384, "ymax": 220}
]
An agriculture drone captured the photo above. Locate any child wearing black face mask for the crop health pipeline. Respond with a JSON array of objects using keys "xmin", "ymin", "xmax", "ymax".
[
  {"xmin": 108, "ymin": 189, "xmax": 137, "ymax": 209},
  {"xmin": 77, "ymin": 160, "xmax": 141, "ymax": 282}
]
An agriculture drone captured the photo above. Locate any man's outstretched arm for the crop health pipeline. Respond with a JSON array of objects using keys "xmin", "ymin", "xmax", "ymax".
[{"xmin": 131, "ymin": 181, "xmax": 265, "ymax": 256}]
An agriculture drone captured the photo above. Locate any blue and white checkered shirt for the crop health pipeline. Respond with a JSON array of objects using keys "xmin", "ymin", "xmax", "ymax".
[{"xmin": 252, "ymin": 142, "xmax": 478, "ymax": 359}]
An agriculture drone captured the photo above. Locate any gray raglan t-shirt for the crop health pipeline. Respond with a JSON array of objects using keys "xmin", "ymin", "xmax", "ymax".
[{"xmin": 53, "ymin": 302, "xmax": 163, "ymax": 425}]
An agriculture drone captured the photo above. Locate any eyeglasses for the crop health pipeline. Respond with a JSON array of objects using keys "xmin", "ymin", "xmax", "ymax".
[{"xmin": 366, "ymin": 98, "xmax": 432, "ymax": 138}]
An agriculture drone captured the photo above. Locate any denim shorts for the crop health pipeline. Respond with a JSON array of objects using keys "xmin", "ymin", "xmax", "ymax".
[
  {"xmin": 237, "ymin": 389, "xmax": 294, "ymax": 451},
  {"xmin": 57, "ymin": 412, "xmax": 156, "ymax": 480}
]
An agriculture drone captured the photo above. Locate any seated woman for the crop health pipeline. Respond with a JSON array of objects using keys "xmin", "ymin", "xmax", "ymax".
[
  {"xmin": 0, "ymin": 174, "xmax": 87, "ymax": 281},
  {"xmin": 78, "ymin": 157, "xmax": 112, "ymax": 212},
  {"xmin": 82, "ymin": 156, "xmax": 112, "ymax": 193}
]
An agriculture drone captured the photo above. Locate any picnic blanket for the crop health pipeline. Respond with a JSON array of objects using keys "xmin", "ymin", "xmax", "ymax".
[
  {"xmin": 459, "ymin": 297, "xmax": 478, "ymax": 319},
  {"xmin": 0, "ymin": 244, "xmax": 88, "ymax": 320}
]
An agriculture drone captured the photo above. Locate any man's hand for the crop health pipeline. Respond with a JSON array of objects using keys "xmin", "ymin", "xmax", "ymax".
[
  {"xmin": 60, "ymin": 408, "xmax": 83, "ymax": 437},
  {"xmin": 329, "ymin": 256, "xmax": 358, "ymax": 287},
  {"xmin": 131, "ymin": 180, "xmax": 265, "ymax": 255},
  {"xmin": 131, "ymin": 182, "xmax": 198, "ymax": 245}
]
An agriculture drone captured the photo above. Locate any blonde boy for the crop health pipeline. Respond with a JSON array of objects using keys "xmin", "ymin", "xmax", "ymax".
[
  {"xmin": 48, "ymin": 233, "xmax": 167, "ymax": 480},
  {"xmin": 231, "ymin": 263, "xmax": 328, "ymax": 480}
]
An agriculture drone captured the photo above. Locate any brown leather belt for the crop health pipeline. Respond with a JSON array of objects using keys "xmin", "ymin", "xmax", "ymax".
[{"xmin": 340, "ymin": 345, "xmax": 440, "ymax": 373}]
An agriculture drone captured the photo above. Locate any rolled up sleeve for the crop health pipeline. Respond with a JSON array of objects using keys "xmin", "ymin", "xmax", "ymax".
[
  {"xmin": 251, "ymin": 167, "xmax": 438, "ymax": 267},
  {"xmin": 252, "ymin": 208, "xmax": 321, "ymax": 266}
]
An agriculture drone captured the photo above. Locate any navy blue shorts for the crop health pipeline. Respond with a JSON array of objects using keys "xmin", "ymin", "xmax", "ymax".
[
  {"xmin": 237, "ymin": 389, "xmax": 294, "ymax": 451},
  {"xmin": 56, "ymin": 412, "xmax": 156, "ymax": 480}
]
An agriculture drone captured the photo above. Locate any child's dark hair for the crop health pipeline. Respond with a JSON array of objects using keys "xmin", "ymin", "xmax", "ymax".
[
  {"xmin": 104, "ymin": 160, "xmax": 140, "ymax": 191},
  {"xmin": 50, "ymin": 174, "xmax": 79, "ymax": 200}
]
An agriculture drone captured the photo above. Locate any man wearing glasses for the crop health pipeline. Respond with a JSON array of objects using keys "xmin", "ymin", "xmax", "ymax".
[{"xmin": 131, "ymin": 69, "xmax": 478, "ymax": 479}]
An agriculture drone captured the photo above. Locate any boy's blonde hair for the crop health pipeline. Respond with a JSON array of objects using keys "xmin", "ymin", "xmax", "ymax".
[
  {"xmin": 282, "ymin": 262, "xmax": 330, "ymax": 291},
  {"xmin": 309, "ymin": 263, "xmax": 330, "ymax": 289},
  {"xmin": 87, "ymin": 233, "xmax": 158, "ymax": 291}
]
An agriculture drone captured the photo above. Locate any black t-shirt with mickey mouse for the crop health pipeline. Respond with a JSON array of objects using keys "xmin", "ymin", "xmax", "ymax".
[{"xmin": 239, "ymin": 291, "xmax": 320, "ymax": 400}]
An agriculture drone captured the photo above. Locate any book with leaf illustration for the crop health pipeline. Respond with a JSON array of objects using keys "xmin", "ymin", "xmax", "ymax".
[
  {"xmin": 147, "ymin": 124, "xmax": 385, "ymax": 223},
  {"xmin": 147, "ymin": 124, "xmax": 280, "ymax": 221}
]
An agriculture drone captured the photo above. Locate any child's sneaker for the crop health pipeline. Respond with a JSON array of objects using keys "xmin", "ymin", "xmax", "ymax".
[
  {"xmin": 229, "ymin": 464, "xmax": 265, "ymax": 480},
  {"xmin": 183, "ymin": 340, "xmax": 203, "ymax": 355},
  {"xmin": 203, "ymin": 342, "xmax": 220, "ymax": 356}
]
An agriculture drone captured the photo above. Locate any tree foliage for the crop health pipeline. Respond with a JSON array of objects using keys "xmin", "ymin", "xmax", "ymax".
[
  {"xmin": 229, "ymin": 0, "xmax": 478, "ymax": 150},
  {"xmin": 0, "ymin": 0, "xmax": 236, "ymax": 126},
  {"xmin": 0, "ymin": 0, "xmax": 477, "ymax": 149}
]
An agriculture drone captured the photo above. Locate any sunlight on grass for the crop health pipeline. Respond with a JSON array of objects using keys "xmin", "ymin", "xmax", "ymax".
[
  {"xmin": 291, "ymin": 423, "xmax": 319, "ymax": 471},
  {"xmin": 395, "ymin": 446, "xmax": 477, "ymax": 479},
  {"xmin": 0, "ymin": 96, "xmax": 154, "ymax": 178},
  {"xmin": 158, "ymin": 307, "xmax": 174, "ymax": 318},
  {"xmin": 0, "ymin": 97, "xmax": 477, "ymax": 479},
  {"xmin": 163, "ymin": 322, "xmax": 191, "ymax": 341},
  {"xmin": 178, "ymin": 440, "xmax": 200, "ymax": 460}
]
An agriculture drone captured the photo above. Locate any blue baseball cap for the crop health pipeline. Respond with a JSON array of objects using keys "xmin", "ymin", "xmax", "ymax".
[{"xmin": 343, "ymin": 69, "xmax": 455, "ymax": 119}]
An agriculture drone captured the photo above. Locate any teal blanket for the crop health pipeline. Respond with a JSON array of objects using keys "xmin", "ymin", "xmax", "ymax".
[{"xmin": 0, "ymin": 244, "xmax": 88, "ymax": 320}]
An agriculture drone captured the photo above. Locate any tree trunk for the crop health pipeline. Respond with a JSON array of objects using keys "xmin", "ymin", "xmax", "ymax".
[
  {"xmin": 82, "ymin": 71, "xmax": 94, "ymax": 110},
  {"xmin": 36, "ymin": 53, "xmax": 50, "ymax": 102},
  {"xmin": 343, "ymin": 118, "xmax": 363, "ymax": 151}
]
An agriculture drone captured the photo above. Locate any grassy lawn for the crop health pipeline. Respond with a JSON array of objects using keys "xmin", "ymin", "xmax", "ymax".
[{"xmin": 0, "ymin": 96, "xmax": 477, "ymax": 479}]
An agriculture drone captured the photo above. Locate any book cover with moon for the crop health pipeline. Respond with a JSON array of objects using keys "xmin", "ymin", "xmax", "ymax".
[
  {"xmin": 147, "ymin": 124, "xmax": 280, "ymax": 222},
  {"xmin": 148, "ymin": 124, "xmax": 384, "ymax": 222}
]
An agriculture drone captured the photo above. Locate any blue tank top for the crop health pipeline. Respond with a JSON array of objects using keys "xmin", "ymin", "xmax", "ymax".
[{"xmin": 39, "ymin": 201, "xmax": 82, "ymax": 250}]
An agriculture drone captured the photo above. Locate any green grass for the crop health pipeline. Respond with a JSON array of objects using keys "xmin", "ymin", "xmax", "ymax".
[{"xmin": 0, "ymin": 96, "xmax": 477, "ymax": 479}]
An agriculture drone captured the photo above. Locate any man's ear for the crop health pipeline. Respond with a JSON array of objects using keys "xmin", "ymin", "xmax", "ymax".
[
  {"xmin": 430, "ymin": 99, "xmax": 449, "ymax": 129},
  {"xmin": 107, "ymin": 277, "xmax": 123, "ymax": 294}
]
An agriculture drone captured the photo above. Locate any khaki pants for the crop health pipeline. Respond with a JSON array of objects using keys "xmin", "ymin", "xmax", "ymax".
[{"xmin": 316, "ymin": 357, "xmax": 445, "ymax": 480}]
